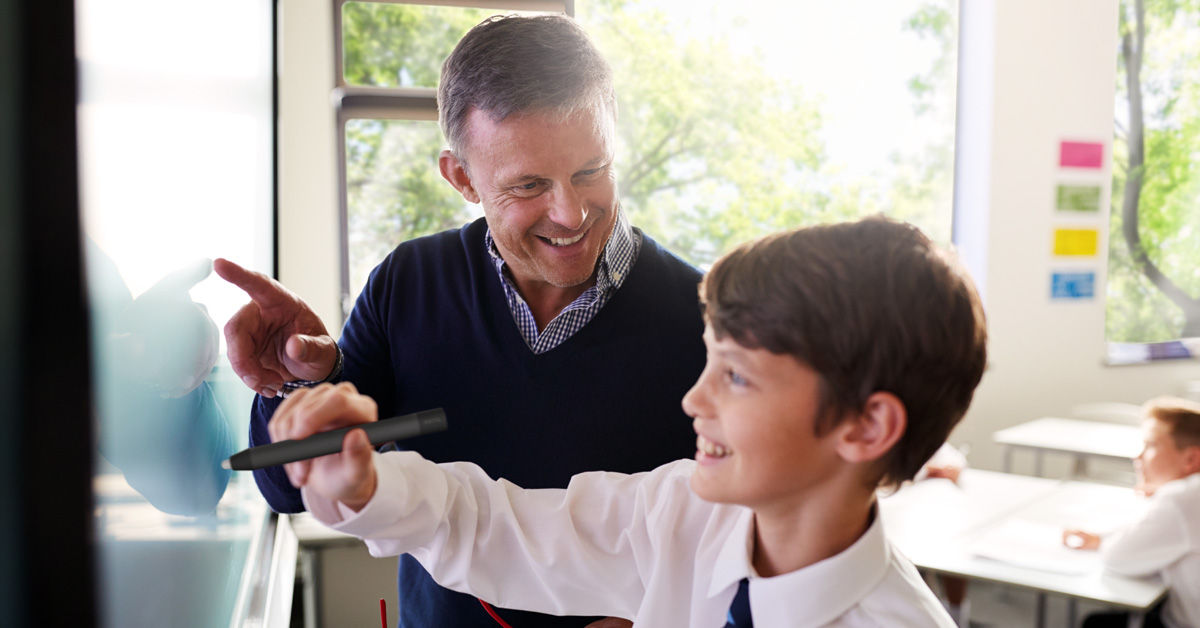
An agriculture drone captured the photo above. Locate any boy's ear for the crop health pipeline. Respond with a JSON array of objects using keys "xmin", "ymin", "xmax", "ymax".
[
  {"xmin": 439, "ymin": 149, "xmax": 481, "ymax": 204},
  {"xmin": 835, "ymin": 391, "xmax": 907, "ymax": 464},
  {"xmin": 1182, "ymin": 445, "xmax": 1200, "ymax": 476}
]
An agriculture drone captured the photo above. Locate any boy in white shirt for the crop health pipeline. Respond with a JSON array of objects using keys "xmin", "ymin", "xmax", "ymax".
[
  {"xmin": 1063, "ymin": 397, "xmax": 1200, "ymax": 628},
  {"xmin": 278, "ymin": 216, "xmax": 989, "ymax": 627}
]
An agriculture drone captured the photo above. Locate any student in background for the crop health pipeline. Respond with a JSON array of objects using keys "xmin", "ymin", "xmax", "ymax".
[
  {"xmin": 279, "ymin": 216, "xmax": 989, "ymax": 627},
  {"xmin": 1063, "ymin": 397, "xmax": 1200, "ymax": 628}
]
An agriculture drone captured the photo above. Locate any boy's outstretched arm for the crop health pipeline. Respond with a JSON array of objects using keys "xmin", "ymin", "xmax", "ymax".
[{"xmin": 300, "ymin": 434, "xmax": 690, "ymax": 619}]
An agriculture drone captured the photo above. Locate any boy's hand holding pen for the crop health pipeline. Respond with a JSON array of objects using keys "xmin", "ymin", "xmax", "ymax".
[
  {"xmin": 267, "ymin": 382, "xmax": 383, "ymax": 512},
  {"xmin": 223, "ymin": 381, "xmax": 448, "ymax": 510}
]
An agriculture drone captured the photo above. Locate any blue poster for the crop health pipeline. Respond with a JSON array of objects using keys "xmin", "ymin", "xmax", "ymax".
[{"xmin": 1051, "ymin": 271, "xmax": 1095, "ymax": 299}]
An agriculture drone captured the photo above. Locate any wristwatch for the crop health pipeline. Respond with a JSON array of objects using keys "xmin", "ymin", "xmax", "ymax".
[{"xmin": 279, "ymin": 344, "xmax": 344, "ymax": 398}]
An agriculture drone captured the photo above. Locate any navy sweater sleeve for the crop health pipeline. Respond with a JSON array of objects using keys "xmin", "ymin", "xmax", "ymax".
[{"xmin": 247, "ymin": 394, "xmax": 302, "ymax": 512}]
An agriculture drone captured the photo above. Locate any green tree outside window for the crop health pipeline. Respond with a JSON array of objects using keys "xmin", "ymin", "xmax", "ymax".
[
  {"xmin": 1108, "ymin": 0, "xmax": 1200, "ymax": 342},
  {"xmin": 340, "ymin": 1, "xmax": 958, "ymax": 297}
]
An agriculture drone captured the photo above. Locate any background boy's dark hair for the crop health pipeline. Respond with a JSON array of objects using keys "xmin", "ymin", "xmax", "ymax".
[
  {"xmin": 701, "ymin": 215, "xmax": 988, "ymax": 487},
  {"xmin": 1145, "ymin": 396, "xmax": 1200, "ymax": 448}
]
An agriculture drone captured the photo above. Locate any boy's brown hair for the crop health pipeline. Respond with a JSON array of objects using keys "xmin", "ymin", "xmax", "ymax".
[
  {"xmin": 701, "ymin": 215, "xmax": 988, "ymax": 487},
  {"xmin": 1145, "ymin": 397, "xmax": 1200, "ymax": 449}
]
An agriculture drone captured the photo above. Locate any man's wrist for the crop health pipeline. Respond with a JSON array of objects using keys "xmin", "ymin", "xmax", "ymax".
[{"xmin": 281, "ymin": 344, "xmax": 344, "ymax": 396}]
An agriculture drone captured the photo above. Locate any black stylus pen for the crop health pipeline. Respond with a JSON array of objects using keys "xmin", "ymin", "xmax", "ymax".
[{"xmin": 221, "ymin": 408, "xmax": 448, "ymax": 471}]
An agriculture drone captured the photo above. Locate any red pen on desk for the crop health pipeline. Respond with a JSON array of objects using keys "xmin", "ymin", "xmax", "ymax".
[{"xmin": 380, "ymin": 598, "xmax": 387, "ymax": 628}]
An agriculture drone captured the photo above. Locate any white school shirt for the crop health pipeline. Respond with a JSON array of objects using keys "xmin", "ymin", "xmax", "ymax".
[
  {"xmin": 302, "ymin": 452, "xmax": 954, "ymax": 628},
  {"xmin": 1101, "ymin": 473, "xmax": 1200, "ymax": 628}
]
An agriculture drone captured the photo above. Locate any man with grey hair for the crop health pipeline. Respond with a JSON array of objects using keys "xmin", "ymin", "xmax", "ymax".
[{"xmin": 216, "ymin": 14, "xmax": 705, "ymax": 628}]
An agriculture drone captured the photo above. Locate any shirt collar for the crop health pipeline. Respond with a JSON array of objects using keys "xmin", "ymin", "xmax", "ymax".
[
  {"xmin": 483, "ymin": 210, "xmax": 638, "ymax": 296},
  {"xmin": 1160, "ymin": 471, "xmax": 1200, "ymax": 496},
  {"xmin": 708, "ymin": 504, "xmax": 892, "ymax": 626}
]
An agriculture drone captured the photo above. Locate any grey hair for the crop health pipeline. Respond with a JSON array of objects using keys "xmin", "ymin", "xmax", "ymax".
[{"xmin": 437, "ymin": 14, "xmax": 617, "ymax": 159}]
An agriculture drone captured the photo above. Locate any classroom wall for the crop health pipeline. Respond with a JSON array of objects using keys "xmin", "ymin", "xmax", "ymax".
[
  {"xmin": 953, "ymin": 0, "xmax": 1200, "ymax": 474},
  {"xmin": 278, "ymin": 0, "xmax": 342, "ymax": 331},
  {"xmin": 278, "ymin": 5, "xmax": 401, "ymax": 625}
]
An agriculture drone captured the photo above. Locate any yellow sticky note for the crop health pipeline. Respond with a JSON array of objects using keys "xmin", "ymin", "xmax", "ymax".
[{"xmin": 1053, "ymin": 228, "xmax": 1098, "ymax": 256}]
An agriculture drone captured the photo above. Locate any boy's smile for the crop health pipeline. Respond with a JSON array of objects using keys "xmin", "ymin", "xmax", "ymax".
[{"xmin": 696, "ymin": 434, "xmax": 731, "ymax": 461}]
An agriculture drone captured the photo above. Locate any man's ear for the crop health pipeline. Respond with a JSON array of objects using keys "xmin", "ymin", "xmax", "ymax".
[
  {"xmin": 835, "ymin": 391, "xmax": 907, "ymax": 464},
  {"xmin": 439, "ymin": 149, "xmax": 481, "ymax": 204}
]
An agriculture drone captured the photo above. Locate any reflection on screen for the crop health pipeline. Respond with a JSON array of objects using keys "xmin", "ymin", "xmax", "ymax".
[{"xmin": 77, "ymin": 1, "xmax": 274, "ymax": 625}]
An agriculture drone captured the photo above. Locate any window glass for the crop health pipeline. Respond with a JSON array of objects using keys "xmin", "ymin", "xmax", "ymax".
[
  {"xmin": 346, "ymin": 119, "xmax": 482, "ymax": 298},
  {"xmin": 77, "ymin": 0, "xmax": 274, "ymax": 625},
  {"xmin": 342, "ymin": 2, "xmax": 541, "ymax": 87},
  {"xmin": 1106, "ymin": 0, "xmax": 1200, "ymax": 351},
  {"xmin": 577, "ymin": 0, "xmax": 957, "ymax": 265},
  {"xmin": 341, "ymin": 0, "xmax": 958, "ymax": 297}
]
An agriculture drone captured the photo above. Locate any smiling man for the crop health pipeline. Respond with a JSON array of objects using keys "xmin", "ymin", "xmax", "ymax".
[
  {"xmin": 215, "ymin": 14, "xmax": 705, "ymax": 628},
  {"xmin": 439, "ymin": 103, "xmax": 621, "ymax": 332}
]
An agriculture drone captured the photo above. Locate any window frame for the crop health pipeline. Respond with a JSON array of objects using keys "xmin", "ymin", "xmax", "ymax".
[
  {"xmin": 332, "ymin": 0, "xmax": 573, "ymax": 318},
  {"xmin": 1100, "ymin": 0, "xmax": 1200, "ymax": 365}
]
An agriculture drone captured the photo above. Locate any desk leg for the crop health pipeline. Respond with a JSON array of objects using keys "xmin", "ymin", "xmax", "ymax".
[
  {"xmin": 297, "ymin": 547, "xmax": 322, "ymax": 628},
  {"xmin": 1127, "ymin": 612, "xmax": 1144, "ymax": 628},
  {"xmin": 1035, "ymin": 451, "xmax": 1044, "ymax": 477},
  {"xmin": 1072, "ymin": 455, "xmax": 1088, "ymax": 479},
  {"xmin": 1068, "ymin": 599, "xmax": 1076, "ymax": 627},
  {"xmin": 1036, "ymin": 592, "xmax": 1046, "ymax": 628},
  {"xmin": 1004, "ymin": 446, "xmax": 1013, "ymax": 473}
]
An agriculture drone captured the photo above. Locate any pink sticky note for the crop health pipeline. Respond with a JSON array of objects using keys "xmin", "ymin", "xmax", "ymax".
[{"xmin": 1059, "ymin": 141, "xmax": 1104, "ymax": 169}]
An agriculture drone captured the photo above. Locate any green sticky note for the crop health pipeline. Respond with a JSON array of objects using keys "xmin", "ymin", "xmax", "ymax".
[{"xmin": 1056, "ymin": 184, "xmax": 1101, "ymax": 212}]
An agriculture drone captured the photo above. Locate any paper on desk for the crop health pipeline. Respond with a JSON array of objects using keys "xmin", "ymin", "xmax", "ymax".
[{"xmin": 967, "ymin": 518, "xmax": 1101, "ymax": 575}]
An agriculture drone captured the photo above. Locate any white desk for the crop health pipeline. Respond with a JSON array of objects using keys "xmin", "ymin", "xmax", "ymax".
[
  {"xmin": 880, "ymin": 469, "xmax": 1166, "ymax": 628},
  {"xmin": 993, "ymin": 417, "xmax": 1142, "ymax": 476}
]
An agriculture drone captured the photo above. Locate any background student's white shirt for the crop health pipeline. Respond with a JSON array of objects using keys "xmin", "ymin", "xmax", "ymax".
[
  {"xmin": 303, "ymin": 452, "xmax": 954, "ymax": 627},
  {"xmin": 1101, "ymin": 473, "xmax": 1200, "ymax": 628},
  {"xmin": 912, "ymin": 442, "xmax": 967, "ymax": 482}
]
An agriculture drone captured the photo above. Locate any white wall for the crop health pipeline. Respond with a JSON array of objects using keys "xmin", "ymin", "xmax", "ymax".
[
  {"xmin": 278, "ymin": 0, "xmax": 342, "ymax": 332},
  {"xmin": 953, "ymin": 0, "xmax": 1200, "ymax": 474},
  {"xmin": 277, "ymin": 5, "xmax": 398, "ymax": 625}
]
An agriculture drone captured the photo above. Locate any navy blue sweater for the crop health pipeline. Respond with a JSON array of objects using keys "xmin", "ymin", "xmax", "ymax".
[{"xmin": 249, "ymin": 218, "xmax": 705, "ymax": 627}]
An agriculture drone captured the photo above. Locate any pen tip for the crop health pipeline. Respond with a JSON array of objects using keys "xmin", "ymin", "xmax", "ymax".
[{"xmin": 221, "ymin": 459, "xmax": 232, "ymax": 470}]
